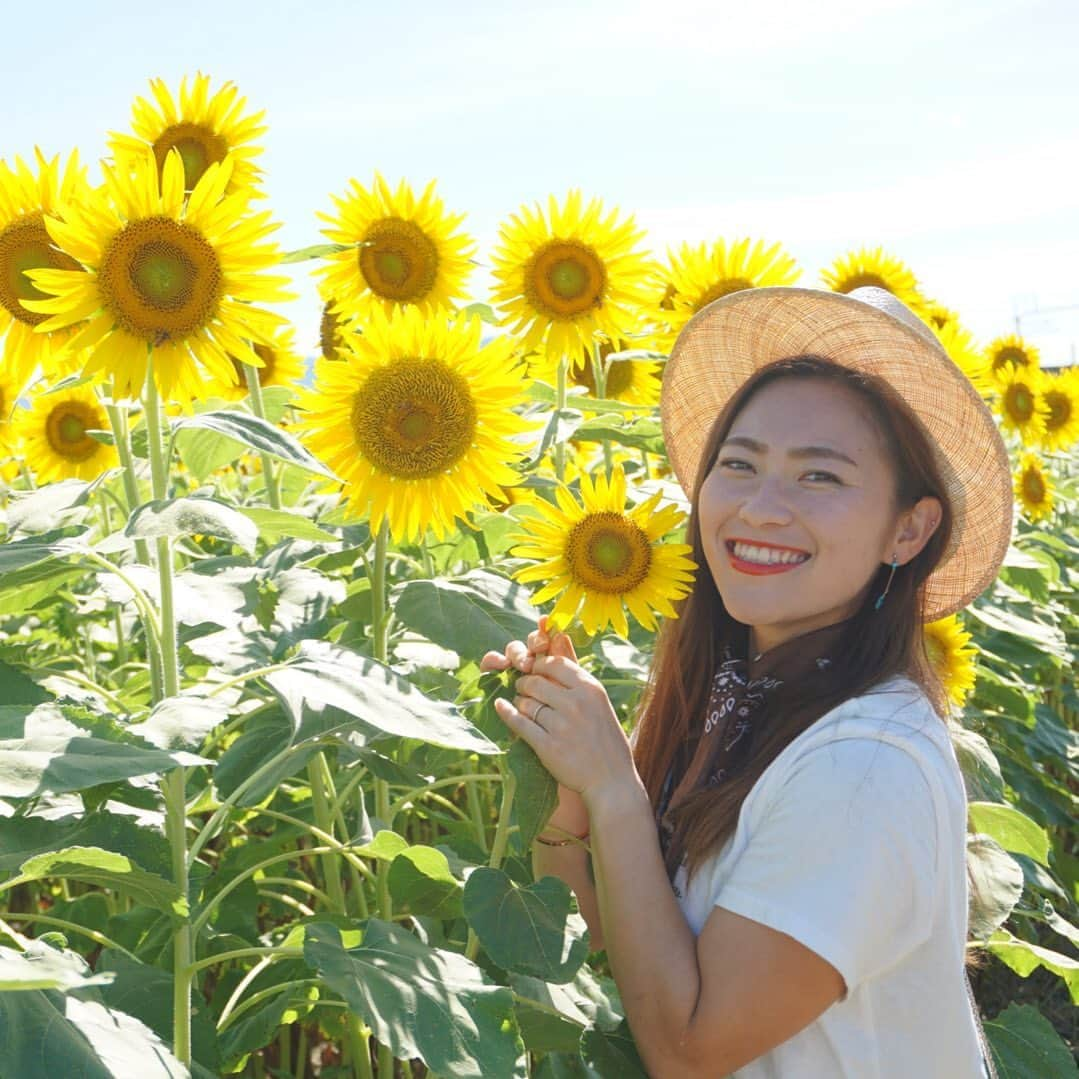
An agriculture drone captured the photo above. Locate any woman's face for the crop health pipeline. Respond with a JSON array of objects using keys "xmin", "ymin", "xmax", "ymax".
[{"xmin": 697, "ymin": 375, "xmax": 906, "ymax": 656}]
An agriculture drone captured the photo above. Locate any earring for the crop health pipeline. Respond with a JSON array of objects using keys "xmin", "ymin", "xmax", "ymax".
[{"xmin": 874, "ymin": 554, "xmax": 899, "ymax": 611}]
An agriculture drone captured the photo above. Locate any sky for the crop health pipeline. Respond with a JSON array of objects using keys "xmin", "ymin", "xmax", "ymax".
[{"xmin": 4, "ymin": 0, "xmax": 1078, "ymax": 365}]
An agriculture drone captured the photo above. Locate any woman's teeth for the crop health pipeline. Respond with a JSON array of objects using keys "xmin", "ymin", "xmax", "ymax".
[{"xmin": 730, "ymin": 542, "xmax": 809, "ymax": 565}]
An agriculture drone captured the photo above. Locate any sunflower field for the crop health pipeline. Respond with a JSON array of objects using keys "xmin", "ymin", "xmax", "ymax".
[{"xmin": 0, "ymin": 73, "xmax": 1076, "ymax": 1078}]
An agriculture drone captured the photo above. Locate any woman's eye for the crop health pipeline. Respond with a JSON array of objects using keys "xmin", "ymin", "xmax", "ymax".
[
  {"xmin": 717, "ymin": 458, "xmax": 751, "ymax": 472},
  {"xmin": 804, "ymin": 471, "xmax": 842, "ymax": 484}
]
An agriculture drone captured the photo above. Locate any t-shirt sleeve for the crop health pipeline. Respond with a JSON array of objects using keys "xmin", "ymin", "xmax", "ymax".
[{"xmin": 710, "ymin": 737, "xmax": 939, "ymax": 998}]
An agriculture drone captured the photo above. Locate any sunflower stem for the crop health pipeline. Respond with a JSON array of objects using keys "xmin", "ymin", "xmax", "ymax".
[
  {"xmin": 554, "ymin": 354, "xmax": 568, "ymax": 481},
  {"xmin": 242, "ymin": 360, "xmax": 282, "ymax": 510},
  {"xmin": 591, "ymin": 340, "xmax": 614, "ymax": 481},
  {"xmin": 465, "ymin": 759, "xmax": 517, "ymax": 962},
  {"xmin": 143, "ymin": 355, "xmax": 192, "ymax": 1069}
]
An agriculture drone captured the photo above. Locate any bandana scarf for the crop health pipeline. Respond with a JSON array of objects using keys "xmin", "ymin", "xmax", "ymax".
[{"xmin": 656, "ymin": 618, "xmax": 851, "ymax": 881}]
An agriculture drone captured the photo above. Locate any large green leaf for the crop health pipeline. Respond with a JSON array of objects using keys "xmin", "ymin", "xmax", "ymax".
[
  {"xmin": 171, "ymin": 409, "xmax": 341, "ymax": 482},
  {"xmin": 968, "ymin": 802, "xmax": 1052, "ymax": 866},
  {"xmin": 135, "ymin": 693, "xmax": 232, "ymax": 751},
  {"xmin": 16, "ymin": 847, "xmax": 187, "ymax": 917},
  {"xmin": 463, "ymin": 867, "xmax": 590, "ymax": 983},
  {"xmin": 237, "ymin": 506, "xmax": 340, "ymax": 545},
  {"xmin": 511, "ymin": 965, "xmax": 624, "ymax": 1054},
  {"xmin": 574, "ymin": 415, "xmax": 666, "ymax": 454},
  {"xmin": 302, "ymin": 920, "xmax": 526, "ymax": 1079},
  {"xmin": 265, "ymin": 639, "xmax": 499, "ymax": 754},
  {"xmin": 984, "ymin": 1002, "xmax": 1079, "ymax": 1078},
  {"xmin": 0, "ymin": 525, "xmax": 86, "ymax": 572},
  {"xmin": 4, "ymin": 476, "xmax": 106, "ymax": 535},
  {"xmin": 388, "ymin": 845, "xmax": 464, "ymax": 918},
  {"xmin": 580, "ymin": 1020, "xmax": 649, "ymax": 1078},
  {"xmin": 508, "ymin": 738, "xmax": 558, "ymax": 851},
  {"xmin": 391, "ymin": 569, "xmax": 539, "ymax": 658},
  {"xmin": 986, "ymin": 929, "xmax": 1079, "ymax": 1005},
  {"xmin": 0, "ymin": 941, "xmax": 113, "ymax": 992},
  {"xmin": 126, "ymin": 496, "xmax": 259, "ymax": 555},
  {"xmin": 967, "ymin": 835, "xmax": 1024, "ymax": 939}
]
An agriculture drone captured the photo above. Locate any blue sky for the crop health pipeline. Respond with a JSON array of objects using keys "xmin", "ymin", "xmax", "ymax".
[{"xmin": 4, "ymin": 0, "xmax": 1077, "ymax": 363}]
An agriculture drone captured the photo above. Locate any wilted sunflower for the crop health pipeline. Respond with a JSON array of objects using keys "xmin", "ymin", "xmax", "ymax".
[
  {"xmin": 109, "ymin": 73, "xmax": 267, "ymax": 195},
  {"xmin": 490, "ymin": 190, "xmax": 656, "ymax": 361},
  {"xmin": 658, "ymin": 237, "xmax": 801, "ymax": 344},
  {"xmin": 0, "ymin": 149, "xmax": 92, "ymax": 391},
  {"xmin": 923, "ymin": 614, "xmax": 977, "ymax": 708},
  {"xmin": 317, "ymin": 294, "xmax": 362, "ymax": 361},
  {"xmin": 986, "ymin": 334, "xmax": 1040, "ymax": 386},
  {"xmin": 994, "ymin": 367, "xmax": 1048, "ymax": 444},
  {"xmin": 933, "ymin": 321, "xmax": 992, "ymax": 398},
  {"xmin": 205, "ymin": 324, "xmax": 306, "ymax": 402},
  {"xmin": 292, "ymin": 306, "xmax": 536, "ymax": 543},
  {"xmin": 1014, "ymin": 452, "xmax": 1055, "ymax": 523},
  {"xmin": 1038, "ymin": 367, "xmax": 1079, "ymax": 452},
  {"xmin": 820, "ymin": 247, "xmax": 921, "ymax": 308},
  {"xmin": 316, "ymin": 174, "xmax": 474, "ymax": 319},
  {"xmin": 510, "ymin": 463, "xmax": 697, "ymax": 638},
  {"xmin": 14, "ymin": 382, "xmax": 119, "ymax": 483},
  {"xmin": 22, "ymin": 148, "xmax": 293, "ymax": 408}
]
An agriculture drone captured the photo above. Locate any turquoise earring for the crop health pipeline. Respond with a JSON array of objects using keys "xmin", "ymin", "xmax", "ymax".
[{"xmin": 874, "ymin": 555, "xmax": 899, "ymax": 610}]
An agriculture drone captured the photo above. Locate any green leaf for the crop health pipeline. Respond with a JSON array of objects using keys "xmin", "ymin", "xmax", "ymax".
[
  {"xmin": 5, "ymin": 476, "xmax": 106, "ymax": 535},
  {"xmin": 986, "ymin": 929, "xmax": 1079, "ymax": 1005},
  {"xmin": 573, "ymin": 415, "xmax": 666, "ymax": 454},
  {"xmin": 0, "ymin": 941, "xmax": 113, "ymax": 991},
  {"xmin": 265, "ymin": 639, "xmax": 498, "ymax": 754},
  {"xmin": 17, "ymin": 847, "xmax": 187, "ymax": 917},
  {"xmin": 969, "ymin": 802, "xmax": 1052, "ymax": 866},
  {"xmin": 967, "ymin": 835, "xmax": 1024, "ymax": 939},
  {"xmin": 135, "ymin": 693, "xmax": 232, "ymax": 751},
  {"xmin": 0, "ymin": 525, "xmax": 86, "ymax": 573},
  {"xmin": 237, "ymin": 506, "xmax": 340, "ymax": 545},
  {"xmin": 279, "ymin": 242, "xmax": 350, "ymax": 263},
  {"xmin": 984, "ymin": 1002, "xmax": 1079, "ymax": 1078},
  {"xmin": 0, "ymin": 662, "xmax": 48, "ymax": 708},
  {"xmin": 967, "ymin": 601, "xmax": 1069, "ymax": 661},
  {"xmin": 388, "ymin": 846, "xmax": 464, "ymax": 918},
  {"xmin": 126, "ymin": 496, "xmax": 260, "ymax": 555},
  {"xmin": 580, "ymin": 1020, "xmax": 649, "ymax": 1078},
  {"xmin": 508, "ymin": 739, "xmax": 558, "ymax": 851},
  {"xmin": 391, "ymin": 569, "xmax": 539, "ymax": 658},
  {"xmin": 459, "ymin": 301, "xmax": 500, "ymax": 325},
  {"xmin": 171, "ymin": 409, "xmax": 341, "ymax": 482},
  {"xmin": 463, "ymin": 867, "xmax": 590, "ymax": 983},
  {"xmin": 302, "ymin": 920, "xmax": 526, "ymax": 1079},
  {"xmin": 511, "ymin": 965, "xmax": 624, "ymax": 1054}
]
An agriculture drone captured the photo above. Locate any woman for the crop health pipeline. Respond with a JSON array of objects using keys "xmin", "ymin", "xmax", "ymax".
[{"xmin": 481, "ymin": 286, "xmax": 1011, "ymax": 1078}]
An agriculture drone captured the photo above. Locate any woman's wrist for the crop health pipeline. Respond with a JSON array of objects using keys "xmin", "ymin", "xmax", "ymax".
[{"xmin": 534, "ymin": 822, "xmax": 590, "ymax": 846}]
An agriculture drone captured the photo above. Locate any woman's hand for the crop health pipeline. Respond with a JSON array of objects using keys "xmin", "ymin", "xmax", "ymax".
[
  {"xmin": 491, "ymin": 623, "xmax": 639, "ymax": 811},
  {"xmin": 480, "ymin": 617, "xmax": 590, "ymax": 834}
]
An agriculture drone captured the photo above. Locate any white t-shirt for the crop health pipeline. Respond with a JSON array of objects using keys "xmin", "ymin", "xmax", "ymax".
[{"xmin": 671, "ymin": 674, "xmax": 988, "ymax": 1078}]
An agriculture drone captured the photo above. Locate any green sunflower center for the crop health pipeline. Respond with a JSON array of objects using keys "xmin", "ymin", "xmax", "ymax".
[
  {"xmin": 46, "ymin": 400, "xmax": 100, "ymax": 463},
  {"xmin": 152, "ymin": 122, "xmax": 229, "ymax": 191},
  {"xmin": 1044, "ymin": 389, "xmax": 1070, "ymax": 431},
  {"xmin": 352, "ymin": 357, "xmax": 477, "ymax": 478},
  {"xmin": 526, "ymin": 240, "xmax": 607, "ymax": 320},
  {"xmin": 694, "ymin": 277, "xmax": 753, "ymax": 311},
  {"xmin": 359, "ymin": 218, "xmax": 440, "ymax": 303},
  {"xmin": 1005, "ymin": 383, "xmax": 1033, "ymax": 423},
  {"xmin": 565, "ymin": 511, "xmax": 652, "ymax": 594},
  {"xmin": 0, "ymin": 214, "xmax": 82, "ymax": 326},
  {"xmin": 99, "ymin": 216, "xmax": 222, "ymax": 343},
  {"xmin": 1022, "ymin": 466, "xmax": 1046, "ymax": 505}
]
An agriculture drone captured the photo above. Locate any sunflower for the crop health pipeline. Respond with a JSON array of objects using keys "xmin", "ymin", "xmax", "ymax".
[
  {"xmin": 316, "ymin": 174, "xmax": 474, "ymax": 321},
  {"xmin": 490, "ymin": 189, "xmax": 656, "ymax": 361},
  {"xmin": 568, "ymin": 338, "xmax": 663, "ymax": 408},
  {"xmin": 820, "ymin": 247, "xmax": 921, "ymax": 308},
  {"xmin": 0, "ymin": 149, "xmax": 92, "ymax": 391},
  {"xmin": 108, "ymin": 73, "xmax": 267, "ymax": 196},
  {"xmin": 986, "ymin": 334, "xmax": 1040, "ymax": 387},
  {"xmin": 204, "ymin": 324, "xmax": 306, "ymax": 402},
  {"xmin": 1038, "ymin": 367, "xmax": 1079, "ymax": 452},
  {"xmin": 917, "ymin": 297, "xmax": 960, "ymax": 333},
  {"xmin": 933, "ymin": 321, "xmax": 992, "ymax": 398},
  {"xmin": 658, "ymin": 237, "xmax": 801, "ymax": 345},
  {"xmin": 923, "ymin": 614, "xmax": 977, "ymax": 708},
  {"xmin": 21, "ymin": 147, "xmax": 293, "ymax": 408},
  {"xmin": 1014, "ymin": 452, "xmax": 1055, "ymax": 523},
  {"xmin": 994, "ymin": 367, "xmax": 1049, "ymax": 444},
  {"xmin": 510, "ymin": 463, "xmax": 697, "ymax": 638},
  {"xmin": 14, "ymin": 382, "xmax": 119, "ymax": 484},
  {"xmin": 291, "ymin": 305, "xmax": 537, "ymax": 543}
]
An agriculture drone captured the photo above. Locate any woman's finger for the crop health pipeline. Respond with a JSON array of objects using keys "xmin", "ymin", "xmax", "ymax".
[
  {"xmin": 480, "ymin": 651, "xmax": 511, "ymax": 672},
  {"xmin": 505, "ymin": 640, "xmax": 534, "ymax": 671},
  {"xmin": 494, "ymin": 696, "xmax": 551, "ymax": 753}
]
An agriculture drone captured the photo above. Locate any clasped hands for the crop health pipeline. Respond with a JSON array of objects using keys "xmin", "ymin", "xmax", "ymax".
[{"xmin": 479, "ymin": 616, "xmax": 639, "ymax": 812}]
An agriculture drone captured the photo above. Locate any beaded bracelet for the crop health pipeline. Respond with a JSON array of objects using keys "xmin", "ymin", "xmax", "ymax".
[{"xmin": 534, "ymin": 828, "xmax": 590, "ymax": 847}]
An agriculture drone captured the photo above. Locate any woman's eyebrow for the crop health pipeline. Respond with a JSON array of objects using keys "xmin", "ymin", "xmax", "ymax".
[{"xmin": 719, "ymin": 435, "xmax": 859, "ymax": 468}]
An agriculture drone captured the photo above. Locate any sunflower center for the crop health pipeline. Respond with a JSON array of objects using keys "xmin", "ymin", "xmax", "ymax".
[
  {"xmin": 352, "ymin": 357, "xmax": 477, "ymax": 478},
  {"xmin": 1022, "ymin": 467, "xmax": 1046, "ymax": 505},
  {"xmin": 526, "ymin": 241, "xmax": 607, "ymax": 320},
  {"xmin": 99, "ymin": 216, "xmax": 222, "ymax": 343},
  {"xmin": 565, "ymin": 511, "xmax": 653, "ymax": 594},
  {"xmin": 359, "ymin": 218, "xmax": 439, "ymax": 303},
  {"xmin": 0, "ymin": 214, "xmax": 83, "ymax": 326},
  {"xmin": 694, "ymin": 277, "xmax": 754, "ymax": 311},
  {"xmin": 992, "ymin": 346, "xmax": 1029, "ymax": 373},
  {"xmin": 838, "ymin": 273, "xmax": 890, "ymax": 293},
  {"xmin": 573, "ymin": 349, "xmax": 634, "ymax": 397},
  {"xmin": 1044, "ymin": 389, "xmax": 1070, "ymax": 431},
  {"xmin": 1005, "ymin": 384, "xmax": 1033, "ymax": 422},
  {"xmin": 46, "ymin": 401, "xmax": 101, "ymax": 462},
  {"xmin": 320, "ymin": 302, "xmax": 343, "ymax": 360},
  {"xmin": 152, "ymin": 122, "xmax": 229, "ymax": 191}
]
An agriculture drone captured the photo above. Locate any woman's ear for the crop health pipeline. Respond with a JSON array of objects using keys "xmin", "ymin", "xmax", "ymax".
[{"xmin": 893, "ymin": 495, "xmax": 943, "ymax": 565}]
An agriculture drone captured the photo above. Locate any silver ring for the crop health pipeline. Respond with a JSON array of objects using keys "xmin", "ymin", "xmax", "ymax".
[{"xmin": 533, "ymin": 702, "xmax": 550, "ymax": 724}]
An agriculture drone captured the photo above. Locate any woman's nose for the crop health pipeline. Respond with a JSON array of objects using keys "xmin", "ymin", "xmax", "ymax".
[{"xmin": 737, "ymin": 477, "xmax": 795, "ymax": 528}]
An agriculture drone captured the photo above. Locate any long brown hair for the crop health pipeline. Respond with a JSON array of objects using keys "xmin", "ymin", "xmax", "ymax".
[{"xmin": 635, "ymin": 356, "xmax": 957, "ymax": 887}]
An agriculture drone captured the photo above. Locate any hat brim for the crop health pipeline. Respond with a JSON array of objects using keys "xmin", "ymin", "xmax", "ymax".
[{"xmin": 659, "ymin": 287, "xmax": 1014, "ymax": 621}]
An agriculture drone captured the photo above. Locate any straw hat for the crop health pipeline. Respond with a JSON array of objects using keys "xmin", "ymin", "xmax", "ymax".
[{"xmin": 659, "ymin": 285, "xmax": 1014, "ymax": 621}]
